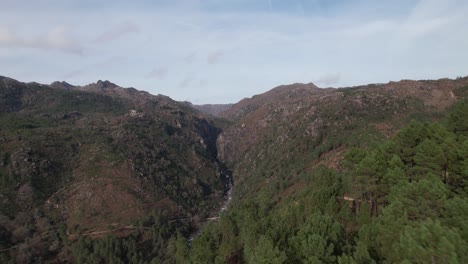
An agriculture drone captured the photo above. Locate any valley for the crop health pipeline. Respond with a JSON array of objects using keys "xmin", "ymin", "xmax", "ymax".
[{"xmin": 0, "ymin": 75, "xmax": 467, "ymax": 263}]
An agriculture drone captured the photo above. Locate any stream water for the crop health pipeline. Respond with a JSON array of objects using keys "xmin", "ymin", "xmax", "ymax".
[
  {"xmin": 188, "ymin": 173, "xmax": 233, "ymax": 243},
  {"xmin": 216, "ymin": 173, "xmax": 233, "ymax": 216}
]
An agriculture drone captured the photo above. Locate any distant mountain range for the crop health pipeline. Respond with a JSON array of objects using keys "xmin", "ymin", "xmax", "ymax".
[{"xmin": 188, "ymin": 103, "xmax": 234, "ymax": 117}]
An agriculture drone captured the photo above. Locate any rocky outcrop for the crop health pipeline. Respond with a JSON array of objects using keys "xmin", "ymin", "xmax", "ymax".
[
  {"xmin": 0, "ymin": 75, "xmax": 230, "ymax": 261},
  {"xmin": 217, "ymin": 77, "xmax": 468, "ymax": 199},
  {"xmin": 50, "ymin": 81, "xmax": 75, "ymax": 90}
]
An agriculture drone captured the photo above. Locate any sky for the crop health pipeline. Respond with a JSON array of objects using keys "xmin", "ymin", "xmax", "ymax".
[{"xmin": 1, "ymin": 0, "xmax": 468, "ymax": 104}]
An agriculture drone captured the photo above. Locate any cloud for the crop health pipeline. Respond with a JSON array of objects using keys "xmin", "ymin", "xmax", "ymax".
[
  {"xmin": 1, "ymin": 0, "xmax": 467, "ymax": 104},
  {"xmin": 199, "ymin": 79, "xmax": 207, "ymax": 87},
  {"xmin": 409, "ymin": 0, "xmax": 456, "ymax": 20},
  {"xmin": 95, "ymin": 21, "xmax": 139, "ymax": 43},
  {"xmin": 207, "ymin": 50, "xmax": 224, "ymax": 64},
  {"xmin": 267, "ymin": 0, "xmax": 273, "ymax": 12},
  {"xmin": 0, "ymin": 25, "xmax": 84, "ymax": 54},
  {"xmin": 178, "ymin": 76, "xmax": 193, "ymax": 88},
  {"xmin": 340, "ymin": 0, "xmax": 463, "ymax": 39},
  {"xmin": 145, "ymin": 67, "xmax": 168, "ymax": 79},
  {"xmin": 174, "ymin": 21, "xmax": 203, "ymax": 31},
  {"xmin": 313, "ymin": 73, "xmax": 341, "ymax": 86},
  {"xmin": 398, "ymin": 0, "xmax": 459, "ymax": 39},
  {"xmin": 296, "ymin": 0, "xmax": 305, "ymax": 15},
  {"xmin": 341, "ymin": 20, "xmax": 396, "ymax": 37},
  {"xmin": 184, "ymin": 52, "xmax": 197, "ymax": 63},
  {"xmin": 0, "ymin": 27, "xmax": 14, "ymax": 43}
]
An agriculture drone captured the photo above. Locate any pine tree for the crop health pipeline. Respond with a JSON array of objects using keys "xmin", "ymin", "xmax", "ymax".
[
  {"xmin": 397, "ymin": 220, "xmax": 467, "ymax": 263},
  {"xmin": 249, "ymin": 235, "xmax": 287, "ymax": 264}
]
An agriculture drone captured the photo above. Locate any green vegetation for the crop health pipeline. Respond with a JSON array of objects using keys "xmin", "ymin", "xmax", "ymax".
[
  {"xmin": 0, "ymin": 77, "xmax": 227, "ymax": 262},
  {"xmin": 180, "ymin": 99, "xmax": 468, "ymax": 263},
  {"xmin": 71, "ymin": 210, "xmax": 191, "ymax": 264},
  {"xmin": 1, "ymin": 75, "xmax": 467, "ymax": 263}
]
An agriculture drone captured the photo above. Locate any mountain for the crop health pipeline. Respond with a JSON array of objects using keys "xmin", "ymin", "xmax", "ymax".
[
  {"xmin": 217, "ymin": 78, "xmax": 468, "ymax": 199},
  {"xmin": 0, "ymin": 76, "xmax": 229, "ymax": 262},
  {"xmin": 190, "ymin": 103, "xmax": 234, "ymax": 117},
  {"xmin": 220, "ymin": 82, "xmax": 321, "ymax": 121},
  {"xmin": 189, "ymin": 77, "xmax": 467, "ymax": 263},
  {"xmin": 1, "ymin": 75, "xmax": 468, "ymax": 263},
  {"xmin": 50, "ymin": 81, "xmax": 76, "ymax": 90}
]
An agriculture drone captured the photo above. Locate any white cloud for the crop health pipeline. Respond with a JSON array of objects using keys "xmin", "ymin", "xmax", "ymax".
[
  {"xmin": 207, "ymin": 50, "xmax": 224, "ymax": 64},
  {"xmin": 199, "ymin": 79, "xmax": 207, "ymax": 87},
  {"xmin": 184, "ymin": 52, "xmax": 197, "ymax": 63},
  {"xmin": 95, "ymin": 21, "xmax": 139, "ymax": 43},
  {"xmin": 179, "ymin": 76, "xmax": 193, "ymax": 88},
  {"xmin": 1, "ymin": 0, "xmax": 468, "ymax": 103},
  {"xmin": 146, "ymin": 67, "xmax": 168, "ymax": 79},
  {"xmin": 314, "ymin": 73, "xmax": 341, "ymax": 86},
  {"xmin": 409, "ymin": 0, "xmax": 458, "ymax": 20},
  {"xmin": 0, "ymin": 27, "xmax": 14, "ymax": 43},
  {"xmin": 0, "ymin": 25, "xmax": 84, "ymax": 54},
  {"xmin": 340, "ymin": 20, "xmax": 396, "ymax": 37}
]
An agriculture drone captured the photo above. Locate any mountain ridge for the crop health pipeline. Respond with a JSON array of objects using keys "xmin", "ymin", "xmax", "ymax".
[
  {"xmin": 217, "ymin": 76, "xmax": 468, "ymax": 200},
  {"xmin": 220, "ymin": 77, "xmax": 468, "ymax": 120},
  {"xmin": 0, "ymin": 75, "xmax": 230, "ymax": 262},
  {"xmin": 1, "ymin": 74, "xmax": 467, "ymax": 263}
]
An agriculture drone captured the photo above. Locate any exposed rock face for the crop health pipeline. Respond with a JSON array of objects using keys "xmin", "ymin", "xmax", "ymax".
[
  {"xmin": 217, "ymin": 77, "xmax": 468, "ymax": 199},
  {"xmin": 0, "ymin": 75, "xmax": 229, "ymax": 261},
  {"xmin": 0, "ymin": 76, "xmax": 25, "ymax": 112},
  {"xmin": 50, "ymin": 81, "xmax": 75, "ymax": 90},
  {"xmin": 220, "ymin": 82, "xmax": 321, "ymax": 121},
  {"xmin": 1, "ymin": 74, "xmax": 467, "ymax": 262}
]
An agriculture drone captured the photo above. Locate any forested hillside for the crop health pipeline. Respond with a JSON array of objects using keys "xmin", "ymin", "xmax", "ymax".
[
  {"xmin": 0, "ymin": 75, "xmax": 467, "ymax": 263},
  {"xmin": 187, "ymin": 78, "xmax": 468, "ymax": 263},
  {"xmin": 186, "ymin": 98, "xmax": 468, "ymax": 264},
  {"xmin": 218, "ymin": 78, "xmax": 468, "ymax": 201},
  {"xmin": 0, "ymin": 76, "xmax": 229, "ymax": 263}
]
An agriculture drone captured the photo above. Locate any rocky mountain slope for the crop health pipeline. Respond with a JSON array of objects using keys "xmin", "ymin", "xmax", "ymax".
[
  {"xmin": 0, "ymin": 76, "xmax": 229, "ymax": 262},
  {"xmin": 179, "ymin": 77, "xmax": 468, "ymax": 263},
  {"xmin": 217, "ymin": 77, "xmax": 468, "ymax": 200},
  {"xmin": 1, "ymin": 74, "xmax": 467, "ymax": 263}
]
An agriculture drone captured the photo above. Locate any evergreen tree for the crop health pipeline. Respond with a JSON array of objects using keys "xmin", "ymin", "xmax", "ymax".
[
  {"xmin": 248, "ymin": 235, "xmax": 287, "ymax": 264},
  {"xmin": 290, "ymin": 212, "xmax": 344, "ymax": 263},
  {"xmin": 397, "ymin": 220, "xmax": 467, "ymax": 263}
]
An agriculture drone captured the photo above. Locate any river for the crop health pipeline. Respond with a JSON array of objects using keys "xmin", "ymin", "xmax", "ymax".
[{"xmin": 188, "ymin": 172, "xmax": 233, "ymax": 243}]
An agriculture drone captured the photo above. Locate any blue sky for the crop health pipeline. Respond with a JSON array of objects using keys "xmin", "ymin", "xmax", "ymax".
[{"xmin": 1, "ymin": 0, "xmax": 467, "ymax": 103}]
